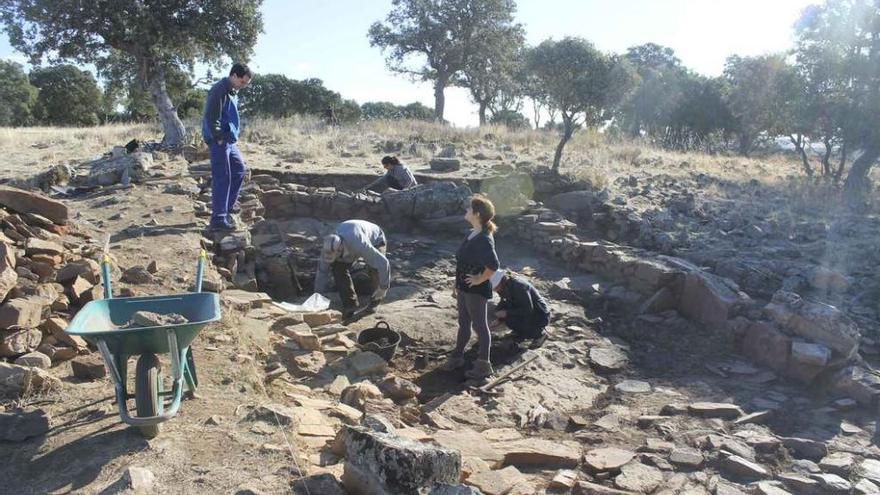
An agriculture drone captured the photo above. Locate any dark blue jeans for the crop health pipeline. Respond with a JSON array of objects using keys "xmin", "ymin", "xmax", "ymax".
[{"xmin": 209, "ymin": 141, "xmax": 246, "ymax": 224}]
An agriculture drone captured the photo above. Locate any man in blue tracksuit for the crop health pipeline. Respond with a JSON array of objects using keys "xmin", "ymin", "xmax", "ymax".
[{"xmin": 202, "ymin": 63, "xmax": 252, "ymax": 231}]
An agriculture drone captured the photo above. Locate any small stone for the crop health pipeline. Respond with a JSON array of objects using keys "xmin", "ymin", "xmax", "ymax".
[
  {"xmin": 782, "ymin": 437, "xmax": 828, "ymax": 460},
  {"xmin": 465, "ymin": 466, "xmax": 523, "ymax": 495},
  {"xmin": 589, "ymin": 346, "xmax": 628, "ymax": 373},
  {"xmin": 205, "ymin": 415, "xmax": 223, "ymax": 426},
  {"xmin": 811, "ymin": 473, "xmax": 852, "ymax": 492},
  {"xmin": 292, "ymin": 474, "xmax": 345, "ymax": 495},
  {"xmin": 126, "ymin": 466, "xmax": 156, "ymax": 494},
  {"xmin": 340, "ymin": 381, "xmax": 383, "ymax": 410},
  {"xmin": 573, "ymin": 481, "xmax": 632, "ymax": 494},
  {"xmin": 14, "ymin": 351, "xmax": 52, "ymax": 369},
  {"xmin": 285, "ymin": 325, "xmax": 321, "ymax": 351},
  {"xmin": 379, "ymin": 375, "xmax": 421, "ymax": 401},
  {"xmin": 121, "ymin": 266, "xmax": 154, "ymax": 285},
  {"xmin": 291, "ymin": 351, "xmax": 326, "ymax": 376},
  {"xmin": 328, "ymin": 375, "xmax": 351, "ymax": 396},
  {"xmin": 583, "ymin": 448, "xmax": 636, "ymax": 473},
  {"xmin": 146, "ymin": 260, "xmax": 158, "ymax": 274},
  {"xmin": 550, "ymin": 470, "xmax": 578, "ymax": 490},
  {"xmin": 669, "ymin": 448, "xmax": 704, "ymax": 469},
  {"xmin": 819, "ymin": 452, "xmax": 854, "ymax": 476},
  {"xmin": 641, "ymin": 438, "xmax": 675, "ymax": 454},
  {"xmin": 615, "ymin": 461, "xmax": 664, "ymax": 492},
  {"xmin": 733, "ymin": 410, "xmax": 772, "ymax": 425},
  {"xmin": 833, "ymin": 398, "xmax": 857, "ymax": 410},
  {"xmin": 660, "ymin": 403, "xmax": 688, "ymax": 415},
  {"xmin": 854, "ymin": 479, "xmax": 880, "ymax": 495},
  {"xmin": 0, "ymin": 408, "xmax": 50, "ymax": 441},
  {"xmin": 0, "ymin": 297, "xmax": 44, "ymax": 329},
  {"xmin": 859, "ymin": 458, "xmax": 880, "ymax": 484},
  {"xmin": 720, "ymin": 454, "xmax": 769, "ymax": 479},
  {"xmin": 755, "ymin": 481, "xmax": 794, "ymax": 495},
  {"xmin": 688, "ymin": 402, "xmax": 744, "ymax": 419},
  {"xmin": 777, "ymin": 472, "xmax": 819, "ymax": 492},
  {"xmin": 303, "ymin": 311, "xmax": 338, "ymax": 327},
  {"xmin": 840, "ymin": 420, "xmax": 863, "ymax": 435},
  {"xmin": 71, "ymin": 355, "xmax": 107, "ymax": 380},
  {"xmin": 347, "ymin": 351, "xmax": 388, "ymax": 377},
  {"xmin": 614, "ymin": 380, "xmax": 651, "ymax": 394},
  {"xmin": 129, "ymin": 310, "xmax": 187, "ymax": 327},
  {"xmin": 791, "ymin": 341, "xmax": 831, "ymax": 366}
]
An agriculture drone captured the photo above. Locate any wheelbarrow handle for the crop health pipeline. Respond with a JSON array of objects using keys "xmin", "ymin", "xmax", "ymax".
[
  {"xmin": 195, "ymin": 249, "xmax": 207, "ymax": 293},
  {"xmin": 101, "ymin": 255, "xmax": 113, "ymax": 300}
]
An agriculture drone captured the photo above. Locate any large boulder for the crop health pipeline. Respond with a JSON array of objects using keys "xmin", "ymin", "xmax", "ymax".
[
  {"xmin": 0, "ymin": 297, "xmax": 45, "ymax": 330},
  {"xmin": 342, "ymin": 426, "xmax": 461, "ymax": 495},
  {"xmin": 662, "ymin": 256, "xmax": 748, "ymax": 326},
  {"xmin": 0, "ymin": 186, "xmax": 69, "ymax": 225},
  {"xmin": 0, "ymin": 407, "xmax": 50, "ymax": 442},
  {"xmin": 77, "ymin": 152, "xmax": 153, "ymax": 187},
  {"xmin": 545, "ymin": 190, "xmax": 597, "ymax": 217},
  {"xmin": 0, "ymin": 328, "xmax": 42, "ymax": 357},
  {"xmin": 0, "ymin": 362, "xmax": 60, "ymax": 397},
  {"xmin": 764, "ymin": 290, "xmax": 860, "ymax": 359},
  {"xmin": 0, "ymin": 241, "xmax": 17, "ymax": 302},
  {"xmin": 429, "ymin": 158, "xmax": 461, "ymax": 172},
  {"xmin": 382, "ymin": 182, "xmax": 472, "ymax": 221}
]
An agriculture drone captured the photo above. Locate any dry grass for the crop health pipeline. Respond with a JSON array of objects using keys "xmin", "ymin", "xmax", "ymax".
[{"xmin": 0, "ymin": 117, "xmax": 811, "ymax": 192}]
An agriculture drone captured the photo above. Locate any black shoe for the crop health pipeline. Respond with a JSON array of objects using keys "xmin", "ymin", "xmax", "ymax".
[
  {"xmin": 208, "ymin": 220, "xmax": 234, "ymax": 233},
  {"xmin": 528, "ymin": 334, "xmax": 547, "ymax": 349}
]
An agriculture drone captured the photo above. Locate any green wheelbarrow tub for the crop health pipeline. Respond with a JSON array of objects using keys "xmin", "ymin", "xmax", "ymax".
[{"xmin": 66, "ymin": 292, "xmax": 221, "ymax": 356}]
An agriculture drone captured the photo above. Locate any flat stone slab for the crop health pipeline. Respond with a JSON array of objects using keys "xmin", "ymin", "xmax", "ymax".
[
  {"xmin": 688, "ymin": 402, "xmax": 744, "ymax": 419},
  {"xmin": 498, "ymin": 438, "xmax": 581, "ymax": 468},
  {"xmin": 465, "ymin": 466, "xmax": 523, "ymax": 495},
  {"xmin": 0, "ymin": 408, "xmax": 50, "ymax": 441},
  {"xmin": 0, "ymin": 186, "xmax": 68, "ymax": 225},
  {"xmin": 614, "ymin": 380, "xmax": 651, "ymax": 394},
  {"xmin": 614, "ymin": 461, "xmax": 663, "ymax": 492},
  {"xmin": 583, "ymin": 448, "xmax": 635, "ymax": 473},
  {"xmin": 589, "ymin": 346, "xmax": 628, "ymax": 373}
]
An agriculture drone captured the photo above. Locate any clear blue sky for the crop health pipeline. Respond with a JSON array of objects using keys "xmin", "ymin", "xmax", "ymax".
[{"xmin": 0, "ymin": 0, "xmax": 817, "ymax": 127}]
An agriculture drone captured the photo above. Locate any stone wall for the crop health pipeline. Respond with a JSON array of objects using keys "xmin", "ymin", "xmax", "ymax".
[{"xmin": 502, "ymin": 204, "xmax": 874, "ymax": 404}]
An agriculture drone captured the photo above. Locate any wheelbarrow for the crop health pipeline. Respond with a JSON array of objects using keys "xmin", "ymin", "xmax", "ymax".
[{"xmin": 65, "ymin": 250, "xmax": 221, "ymax": 438}]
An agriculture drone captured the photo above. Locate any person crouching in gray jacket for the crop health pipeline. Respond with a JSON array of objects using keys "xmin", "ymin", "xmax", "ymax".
[
  {"xmin": 361, "ymin": 156, "xmax": 417, "ymax": 193},
  {"xmin": 315, "ymin": 220, "xmax": 391, "ymax": 317}
]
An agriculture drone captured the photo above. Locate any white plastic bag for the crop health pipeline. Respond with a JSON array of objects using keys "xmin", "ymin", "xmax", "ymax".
[{"xmin": 273, "ymin": 293, "xmax": 330, "ymax": 313}]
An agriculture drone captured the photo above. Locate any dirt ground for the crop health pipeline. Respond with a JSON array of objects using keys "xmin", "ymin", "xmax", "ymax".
[{"xmin": 3, "ymin": 122, "xmax": 880, "ymax": 494}]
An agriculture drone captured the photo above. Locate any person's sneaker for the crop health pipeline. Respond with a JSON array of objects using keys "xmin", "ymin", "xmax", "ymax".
[
  {"xmin": 440, "ymin": 354, "xmax": 466, "ymax": 371},
  {"xmin": 208, "ymin": 220, "xmax": 234, "ymax": 232},
  {"xmin": 528, "ymin": 334, "xmax": 548, "ymax": 349},
  {"xmin": 465, "ymin": 359, "xmax": 494, "ymax": 380}
]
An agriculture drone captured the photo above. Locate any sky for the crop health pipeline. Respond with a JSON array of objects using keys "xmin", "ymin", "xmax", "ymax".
[{"xmin": 0, "ymin": 0, "xmax": 818, "ymax": 127}]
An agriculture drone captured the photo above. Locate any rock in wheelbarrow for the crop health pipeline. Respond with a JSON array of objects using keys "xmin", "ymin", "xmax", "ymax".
[
  {"xmin": 346, "ymin": 351, "xmax": 388, "ymax": 377},
  {"xmin": 128, "ymin": 311, "xmax": 188, "ymax": 328}
]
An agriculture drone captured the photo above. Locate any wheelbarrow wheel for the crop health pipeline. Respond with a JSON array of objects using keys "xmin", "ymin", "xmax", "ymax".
[{"xmin": 135, "ymin": 353, "xmax": 162, "ymax": 439}]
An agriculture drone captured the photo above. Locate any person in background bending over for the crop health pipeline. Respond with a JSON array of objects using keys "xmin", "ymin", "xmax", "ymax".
[
  {"xmin": 315, "ymin": 219, "xmax": 391, "ymax": 318},
  {"xmin": 443, "ymin": 194, "xmax": 500, "ymax": 380},
  {"xmin": 490, "ymin": 269, "xmax": 550, "ymax": 348},
  {"xmin": 202, "ymin": 63, "xmax": 252, "ymax": 232},
  {"xmin": 361, "ymin": 156, "xmax": 418, "ymax": 193}
]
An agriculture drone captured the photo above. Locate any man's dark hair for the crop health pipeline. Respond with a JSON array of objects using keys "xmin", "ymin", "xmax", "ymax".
[
  {"xmin": 230, "ymin": 63, "xmax": 252, "ymax": 78},
  {"xmin": 381, "ymin": 156, "xmax": 401, "ymax": 166}
]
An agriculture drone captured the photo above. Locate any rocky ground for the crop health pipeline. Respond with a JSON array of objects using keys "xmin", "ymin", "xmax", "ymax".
[{"xmin": 2, "ymin": 122, "xmax": 880, "ymax": 494}]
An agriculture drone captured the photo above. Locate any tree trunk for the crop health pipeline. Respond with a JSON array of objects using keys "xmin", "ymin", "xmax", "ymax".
[
  {"xmin": 738, "ymin": 132, "xmax": 753, "ymax": 157},
  {"xmin": 843, "ymin": 144, "xmax": 880, "ymax": 208},
  {"xmin": 478, "ymin": 101, "xmax": 488, "ymax": 126},
  {"xmin": 433, "ymin": 77, "xmax": 447, "ymax": 123},
  {"xmin": 532, "ymin": 100, "xmax": 541, "ymax": 129},
  {"xmin": 144, "ymin": 64, "xmax": 185, "ymax": 150},
  {"xmin": 835, "ymin": 143, "xmax": 848, "ymax": 183},
  {"xmin": 552, "ymin": 113, "xmax": 575, "ymax": 174},
  {"xmin": 790, "ymin": 134, "xmax": 813, "ymax": 177},
  {"xmin": 821, "ymin": 137, "xmax": 833, "ymax": 177}
]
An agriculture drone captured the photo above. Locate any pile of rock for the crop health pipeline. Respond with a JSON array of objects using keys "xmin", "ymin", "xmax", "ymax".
[
  {"xmin": 259, "ymin": 179, "xmax": 473, "ymax": 231},
  {"xmin": 0, "ymin": 186, "xmax": 108, "ymax": 397}
]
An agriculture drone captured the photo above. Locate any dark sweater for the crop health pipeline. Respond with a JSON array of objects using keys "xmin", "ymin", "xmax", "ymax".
[
  {"xmin": 497, "ymin": 276, "xmax": 551, "ymax": 321},
  {"xmin": 455, "ymin": 230, "xmax": 499, "ymax": 299}
]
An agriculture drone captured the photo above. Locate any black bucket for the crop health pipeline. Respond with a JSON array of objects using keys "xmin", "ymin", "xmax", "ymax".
[{"xmin": 356, "ymin": 321, "xmax": 401, "ymax": 362}]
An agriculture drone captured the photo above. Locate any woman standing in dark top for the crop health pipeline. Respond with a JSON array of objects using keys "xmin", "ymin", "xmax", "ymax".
[{"xmin": 443, "ymin": 194, "xmax": 500, "ymax": 379}]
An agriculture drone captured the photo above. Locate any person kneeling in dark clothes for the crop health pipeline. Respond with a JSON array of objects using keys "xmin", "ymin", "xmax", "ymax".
[{"xmin": 490, "ymin": 270, "xmax": 550, "ymax": 347}]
